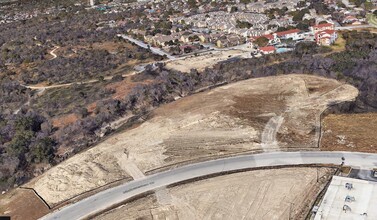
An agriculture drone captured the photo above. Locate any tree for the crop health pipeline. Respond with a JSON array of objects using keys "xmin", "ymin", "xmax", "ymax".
[
  {"xmin": 297, "ymin": 1, "xmax": 306, "ymax": 7},
  {"xmin": 187, "ymin": 0, "xmax": 197, "ymax": 8},
  {"xmin": 31, "ymin": 137, "xmax": 55, "ymax": 163},
  {"xmin": 230, "ymin": 6, "xmax": 238, "ymax": 13},
  {"xmin": 74, "ymin": 107, "xmax": 89, "ymax": 118},
  {"xmin": 254, "ymin": 37, "xmax": 269, "ymax": 47},
  {"xmin": 236, "ymin": 20, "xmax": 252, "ymax": 29},
  {"xmin": 8, "ymin": 130, "xmax": 34, "ymax": 157},
  {"xmin": 291, "ymin": 9, "xmax": 309, "ymax": 22},
  {"xmin": 15, "ymin": 116, "xmax": 42, "ymax": 132}
]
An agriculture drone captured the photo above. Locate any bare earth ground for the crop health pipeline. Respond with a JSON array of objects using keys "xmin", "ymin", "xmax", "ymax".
[
  {"xmin": 165, "ymin": 49, "xmax": 247, "ymax": 72},
  {"xmin": 321, "ymin": 113, "xmax": 377, "ymax": 152},
  {"xmin": 0, "ymin": 188, "xmax": 49, "ymax": 220},
  {"xmin": 95, "ymin": 167, "xmax": 335, "ymax": 220},
  {"xmin": 25, "ymin": 74, "xmax": 358, "ymax": 206}
]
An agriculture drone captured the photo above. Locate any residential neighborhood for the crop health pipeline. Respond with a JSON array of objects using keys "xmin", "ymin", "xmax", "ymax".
[{"xmin": 95, "ymin": 0, "xmax": 375, "ymax": 57}]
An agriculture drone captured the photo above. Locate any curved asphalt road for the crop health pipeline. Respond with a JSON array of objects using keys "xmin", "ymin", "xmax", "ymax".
[{"xmin": 40, "ymin": 151, "xmax": 377, "ymax": 220}]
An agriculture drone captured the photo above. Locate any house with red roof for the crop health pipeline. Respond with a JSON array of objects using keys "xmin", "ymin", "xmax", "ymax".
[
  {"xmin": 315, "ymin": 29, "xmax": 337, "ymax": 46},
  {"xmin": 275, "ymin": 29, "xmax": 301, "ymax": 40},
  {"xmin": 252, "ymin": 33, "xmax": 280, "ymax": 45},
  {"xmin": 252, "ymin": 29, "xmax": 305, "ymax": 46},
  {"xmin": 259, "ymin": 46, "xmax": 276, "ymax": 54},
  {"xmin": 310, "ymin": 23, "xmax": 335, "ymax": 34},
  {"xmin": 310, "ymin": 22, "xmax": 337, "ymax": 46}
]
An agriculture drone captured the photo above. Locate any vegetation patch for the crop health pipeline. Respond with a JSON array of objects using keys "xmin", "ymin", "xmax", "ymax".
[{"xmin": 321, "ymin": 113, "xmax": 377, "ymax": 152}]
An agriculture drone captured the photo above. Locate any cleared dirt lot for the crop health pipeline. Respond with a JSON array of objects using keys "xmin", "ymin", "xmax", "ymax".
[
  {"xmin": 26, "ymin": 74, "xmax": 358, "ymax": 206},
  {"xmin": 95, "ymin": 167, "xmax": 335, "ymax": 220},
  {"xmin": 0, "ymin": 188, "xmax": 49, "ymax": 220},
  {"xmin": 165, "ymin": 49, "xmax": 247, "ymax": 72},
  {"xmin": 321, "ymin": 113, "xmax": 377, "ymax": 152}
]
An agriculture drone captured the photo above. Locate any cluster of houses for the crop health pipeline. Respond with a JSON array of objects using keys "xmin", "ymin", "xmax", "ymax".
[
  {"xmin": 171, "ymin": 11, "xmax": 269, "ymax": 37},
  {"xmin": 131, "ymin": 28, "xmax": 246, "ymax": 52},
  {"xmin": 323, "ymin": 0, "xmax": 371, "ymax": 25},
  {"xmin": 0, "ymin": 6, "xmax": 40, "ymax": 24},
  {"xmin": 93, "ymin": 0, "xmax": 367, "ymax": 57},
  {"xmin": 255, "ymin": 22, "xmax": 337, "ymax": 54},
  {"xmin": 228, "ymin": 0, "xmax": 305, "ymax": 13},
  {"xmin": 129, "ymin": 20, "xmax": 338, "ymax": 56}
]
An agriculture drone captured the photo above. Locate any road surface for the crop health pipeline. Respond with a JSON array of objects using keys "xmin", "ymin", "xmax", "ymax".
[
  {"xmin": 41, "ymin": 151, "xmax": 377, "ymax": 220},
  {"xmin": 335, "ymin": 24, "xmax": 373, "ymax": 30},
  {"xmin": 117, "ymin": 34, "xmax": 176, "ymax": 60}
]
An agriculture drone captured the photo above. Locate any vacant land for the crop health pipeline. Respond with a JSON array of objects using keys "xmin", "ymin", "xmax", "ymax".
[
  {"xmin": 166, "ymin": 49, "xmax": 248, "ymax": 72},
  {"xmin": 330, "ymin": 34, "xmax": 346, "ymax": 52},
  {"xmin": 0, "ymin": 188, "xmax": 49, "ymax": 220},
  {"xmin": 367, "ymin": 14, "xmax": 377, "ymax": 28},
  {"xmin": 96, "ymin": 167, "xmax": 335, "ymax": 220},
  {"xmin": 321, "ymin": 113, "xmax": 377, "ymax": 152},
  {"xmin": 26, "ymin": 74, "xmax": 357, "ymax": 206},
  {"xmin": 30, "ymin": 81, "xmax": 114, "ymax": 117}
]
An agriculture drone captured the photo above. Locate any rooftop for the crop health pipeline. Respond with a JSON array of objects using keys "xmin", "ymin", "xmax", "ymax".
[
  {"xmin": 275, "ymin": 29, "xmax": 300, "ymax": 37},
  {"xmin": 313, "ymin": 23, "xmax": 334, "ymax": 28},
  {"xmin": 315, "ymin": 176, "xmax": 377, "ymax": 220},
  {"xmin": 259, "ymin": 46, "xmax": 275, "ymax": 52}
]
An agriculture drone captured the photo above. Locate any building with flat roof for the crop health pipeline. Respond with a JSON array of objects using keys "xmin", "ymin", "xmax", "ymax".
[{"xmin": 315, "ymin": 176, "xmax": 377, "ymax": 220}]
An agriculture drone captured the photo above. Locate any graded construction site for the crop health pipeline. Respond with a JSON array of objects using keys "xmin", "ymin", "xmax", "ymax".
[
  {"xmin": 95, "ymin": 167, "xmax": 335, "ymax": 220},
  {"xmin": 21, "ymin": 74, "xmax": 358, "ymax": 208},
  {"xmin": 0, "ymin": 74, "xmax": 358, "ymax": 219}
]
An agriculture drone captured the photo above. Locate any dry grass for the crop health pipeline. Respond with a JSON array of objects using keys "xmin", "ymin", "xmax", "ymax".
[
  {"xmin": 0, "ymin": 189, "xmax": 49, "ymax": 220},
  {"xmin": 51, "ymin": 113, "xmax": 78, "ymax": 129},
  {"xmin": 330, "ymin": 34, "xmax": 346, "ymax": 52},
  {"xmin": 321, "ymin": 113, "xmax": 377, "ymax": 152}
]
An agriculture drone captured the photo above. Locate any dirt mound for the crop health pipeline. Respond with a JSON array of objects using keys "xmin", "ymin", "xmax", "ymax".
[{"xmin": 26, "ymin": 74, "xmax": 358, "ymax": 206}]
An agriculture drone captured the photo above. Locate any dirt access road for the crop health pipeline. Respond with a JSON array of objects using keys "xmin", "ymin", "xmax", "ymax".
[
  {"xmin": 165, "ymin": 49, "xmax": 249, "ymax": 72},
  {"xmin": 25, "ymin": 74, "xmax": 357, "ymax": 206}
]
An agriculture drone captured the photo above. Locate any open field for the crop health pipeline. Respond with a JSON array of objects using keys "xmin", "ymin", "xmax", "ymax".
[
  {"xmin": 25, "ymin": 74, "xmax": 358, "ymax": 206},
  {"xmin": 165, "ymin": 49, "xmax": 248, "ymax": 72},
  {"xmin": 0, "ymin": 188, "xmax": 49, "ymax": 220},
  {"xmin": 367, "ymin": 14, "xmax": 377, "ymax": 28},
  {"xmin": 330, "ymin": 33, "xmax": 346, "ymax": 52},
  {"xmin": 321, "ymin": 113, "xmax": 377, "ymax": 153},
  {"xmin": 95, "ymin": 167, "xmax": 335, "ymax": 220}
]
